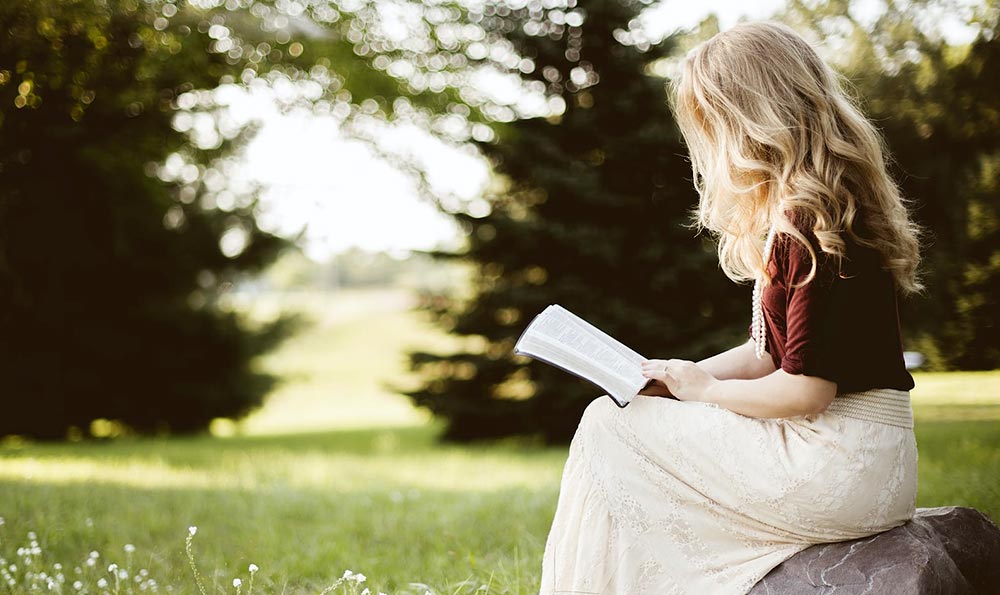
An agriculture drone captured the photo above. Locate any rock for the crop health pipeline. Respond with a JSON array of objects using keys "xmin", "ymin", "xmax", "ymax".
[{"xmin": 750, "ymin": 507, "xmax": 1000, "ymax": 594}]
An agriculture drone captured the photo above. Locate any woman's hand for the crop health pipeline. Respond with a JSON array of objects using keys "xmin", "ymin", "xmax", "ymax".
[{"xmin": 641, "ymin": 359, "xmax": 719, "ymax": 402}]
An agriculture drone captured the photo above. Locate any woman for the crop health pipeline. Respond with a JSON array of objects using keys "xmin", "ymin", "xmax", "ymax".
[{"xmin": 538, "ymin": 21, "xmax": 922, "ymax": 595}]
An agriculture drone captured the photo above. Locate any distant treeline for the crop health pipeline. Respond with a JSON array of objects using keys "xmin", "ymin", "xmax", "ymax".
[{"xmin": 262, "ymin": 248, "xmax": 468, "ymax": 292}]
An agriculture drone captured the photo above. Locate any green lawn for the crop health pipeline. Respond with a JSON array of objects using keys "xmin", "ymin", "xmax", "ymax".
[
  {"xmin": 1, "ymin": 289, "xmax": 998, "ymax": 595},
  {"xmin": 0, "ymin": 425, "xmax": 562, "ymax": 595}
]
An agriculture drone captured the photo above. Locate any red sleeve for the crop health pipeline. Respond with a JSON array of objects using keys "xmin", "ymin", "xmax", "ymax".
[{"xmin": 778, "ymin": 233, "xmax": 839, "ymax": 382}]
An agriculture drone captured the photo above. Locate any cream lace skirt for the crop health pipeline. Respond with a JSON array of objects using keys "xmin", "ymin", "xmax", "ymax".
[{"xmin": 538, "ymin": 389, "xmax": 918, "ymax": 595}]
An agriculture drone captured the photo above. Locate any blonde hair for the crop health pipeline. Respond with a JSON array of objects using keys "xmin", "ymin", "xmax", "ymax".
[{"xmin": 670, "ymin": 21, "xmax": 922, "ymax": 293}]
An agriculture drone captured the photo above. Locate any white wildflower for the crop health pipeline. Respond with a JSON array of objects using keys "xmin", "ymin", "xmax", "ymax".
[
  {"xmin": 118, "ymin": 570, "xmax": 129, "ymax": 580},
  {"xmin": 188, "ymin": 527, "xmax": 197, "ymax": 536},
  {"xmin": 361, "ymin": 589, "xmax": 370, "ymax": 595},
  {"xmin": 0, "ymin": 517, "xmax": 5, "ymax": 526},
  {"xmin": 54, "ymin": 564, "xmax": 62, "ymax": 571},
  {"xmin": 97, "ymin": 579, "xmax": 108, "ymax": 589},
  {"xmin": 124, "ymin": 544, "xmax": 135, "ymax": 554},
  {"xmin": 248, "ymin": 564, "xmax": 258, "ymax": 573},
  {"xmin": 28, "ymin": 532, "xmax": 37, "ymax": 540},
  {"xmin": 232, "ymin": 578, "xmax": 242, "ymax": 588},
  {"xmin": 86, "ymin": 559, "xmax": 96, "ymax": 568},
  {"xmin": 108, "ymin": 564, "xmax": 118, "ymax": 573},
  {"xmin": 354, "ymin": 573, "xmax": 366, "ymax": 583},
  {"xmin": 89, "ymin": 552, "xmax": 100, "ymax": 559},
  {"xmin": 341, "ymin": 570, "xmax": 354, "ymax": 580},
  {"xmin": 73, "ymin": 580, "xmax": 83, "ymax": 590}
]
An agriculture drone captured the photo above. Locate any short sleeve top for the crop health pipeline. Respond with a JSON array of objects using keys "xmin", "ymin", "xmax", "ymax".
[{"xmin": 759, "ymin": 224, "xmax": 915, "ymax": 392}]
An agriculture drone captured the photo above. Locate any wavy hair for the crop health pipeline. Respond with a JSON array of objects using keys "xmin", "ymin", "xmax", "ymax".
[{"xmin": 669, "ymin": 21, "xmax": 922, "ymax": 293}]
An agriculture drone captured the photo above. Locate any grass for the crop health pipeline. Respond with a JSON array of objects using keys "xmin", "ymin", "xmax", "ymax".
[
  {"xmin": 1, "ymin": 288, "xmax": 998, "ymax": 594},
  {"xmin": 232, "ymin": 289, "xmax": 448, "ymax": 434},
  {"xmin": 0, "ymin": 425, "xmax": 563, "ymax": 595}
]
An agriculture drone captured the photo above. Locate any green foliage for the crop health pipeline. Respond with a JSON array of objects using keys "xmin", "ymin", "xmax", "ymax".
[
  {"xmin": 405, "ymin": 0, "xmax": 748, "ymax": 443},
  {"xmin": 0, "ymin": 0, "xmax": 305, "ymax": 438},
  {"xmin": 787, "ymin": 0, "xmax": 1000, "ymax": 369}
]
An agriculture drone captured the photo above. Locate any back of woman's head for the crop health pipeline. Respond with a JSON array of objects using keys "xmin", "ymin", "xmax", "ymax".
[{"xmin": 670, "ymin": 21, "xmax": 921, "ymax": 293}]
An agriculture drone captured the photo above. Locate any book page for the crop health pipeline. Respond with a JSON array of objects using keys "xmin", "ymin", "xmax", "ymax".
[
  {"xmin": 514, "ymin": 305, "xmax": 649, "ymax": 405},
  {"xmin": 534, "ymin": 308, "xmax": 642, "ymax": 381},
  {"xmin": 554, "ymin": 307, "xmax": 647, "ymax": 364},
  {"xmin": 515, "ymin": 331, "xmax": 630, "ymax": 395},
  {"xmin": 559, "ymin": 306, "xmax": 647, "ymax": 367}
]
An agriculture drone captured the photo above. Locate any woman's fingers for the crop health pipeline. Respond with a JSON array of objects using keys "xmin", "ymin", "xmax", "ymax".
[
  {"xmin": 641, "ymin": 366, "xmax": 672, "ymax": 382},
  {"xmin": 642, "ymin": 359, "xmax": 685, "ymax": 381},
  {"xmin": 642, "ymin": 359, "xmax": 703, "ymax": 399}
]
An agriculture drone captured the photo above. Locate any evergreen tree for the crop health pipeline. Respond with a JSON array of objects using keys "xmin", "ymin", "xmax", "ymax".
[
  {"xmin": 0, "ymin": 0, "xmax": 397, "ymax": 438},
  {"xmin": 406, "ymin": 1, "xmax": 748, "ymax": 443},
  {"xmin": 787, "ymin": 0, "xmax": 1000, "ymax": 369},
  {"xmin": 882, "ymin": 32, "xmax": 1000, "ymax": 369}
]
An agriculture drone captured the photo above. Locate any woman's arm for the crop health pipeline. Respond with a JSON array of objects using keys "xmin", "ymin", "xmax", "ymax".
[
  {"xmin": 703, "ymin": 369, "xmax": 837, "ymax": 418},
  {"xmin": 641, "ymin": 359, "xmax": 837, "ymax": 419},
  {"xmin": 638, "ymin": 340, "xmax": 775, "ymax": 397},
  {"xmin": 696, "ymin": 339, "xmax": 777, "ymax": 380}
]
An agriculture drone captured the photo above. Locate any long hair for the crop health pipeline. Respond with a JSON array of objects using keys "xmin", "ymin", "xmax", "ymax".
[{"xmin": 669, "ymin": 21, "xmax": 922, "ymax": 293}]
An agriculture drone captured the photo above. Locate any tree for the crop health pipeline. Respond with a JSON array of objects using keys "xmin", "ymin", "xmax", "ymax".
[
  {"xmin": 404, "ymin": 1, "xmax": 748, "ymax": 443},
  {"xmin": 0, "ymin": 0, "xmax": 397, "ymax": 438},
  {"xmin": 786, "ymin": 0, "xmax": 1000, "ymax": 369}
]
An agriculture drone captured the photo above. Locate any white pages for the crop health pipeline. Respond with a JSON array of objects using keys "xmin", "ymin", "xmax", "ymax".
[{"xmin": 513, "ymin": 304, "xmax": 650, "ymax": 407}]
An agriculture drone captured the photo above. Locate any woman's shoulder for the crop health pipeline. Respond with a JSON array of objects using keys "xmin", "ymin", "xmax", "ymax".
[
  {"xmin": 771, "ymin": 213, "xmax": 825, "ymax": 284},
  {"xmin": 773, "ymin": 212, "xmax": 886, "ymax": 289}
]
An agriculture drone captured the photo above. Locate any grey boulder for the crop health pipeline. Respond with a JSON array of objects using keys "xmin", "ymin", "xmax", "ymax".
[{"xmin": 750, "ymin": 506, "xmax": 1000, "ymax": 594}]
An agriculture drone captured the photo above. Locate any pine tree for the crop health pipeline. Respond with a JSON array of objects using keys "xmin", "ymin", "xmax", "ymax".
[
  {"xmin": 0, "ymin": 0, "xmax": 400, "ymax": 437},
  {"xmin": 406, "ymin": 1, "xmax": 747, "ymax": 443},
  {"xmin": 786, "ymin": 0, "xmax": 1000, "ymax": 369}
]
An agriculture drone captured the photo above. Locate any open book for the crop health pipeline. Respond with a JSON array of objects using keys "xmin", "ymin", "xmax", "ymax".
[{"xmin": 513, "ymin": 304, "xmax": 652, "ymax": 408}]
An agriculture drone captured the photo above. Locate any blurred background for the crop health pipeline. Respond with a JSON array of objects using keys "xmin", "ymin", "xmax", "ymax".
[{"xmin": 1, "ymin": 0, "xmax": 998, "ymax": 593}]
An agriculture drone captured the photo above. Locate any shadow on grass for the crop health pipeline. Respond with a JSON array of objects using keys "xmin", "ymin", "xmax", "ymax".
[{"xmin": 0, "ymin": 422, "xmax": 564, "ymax": 464}]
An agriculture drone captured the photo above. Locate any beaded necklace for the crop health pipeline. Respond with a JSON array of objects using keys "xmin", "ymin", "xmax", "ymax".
[{"xmin": 751, "ymin": 225, "xmax": 778, "ymax": 360}]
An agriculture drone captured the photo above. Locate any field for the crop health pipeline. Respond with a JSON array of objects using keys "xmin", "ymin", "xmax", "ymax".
[{"xmin": 1, "ymin": 289, "xmax": 998, "ymax": 595}]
